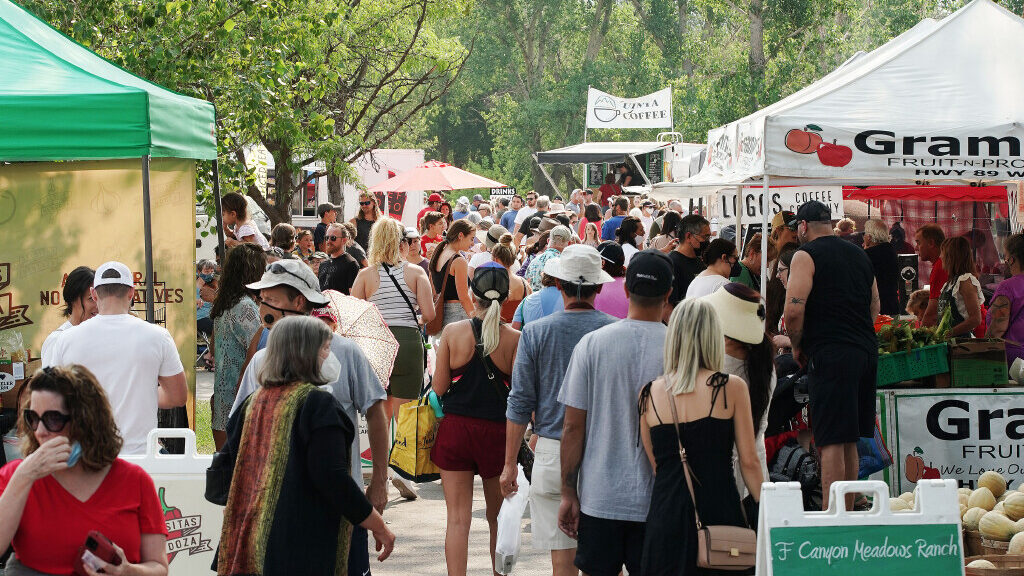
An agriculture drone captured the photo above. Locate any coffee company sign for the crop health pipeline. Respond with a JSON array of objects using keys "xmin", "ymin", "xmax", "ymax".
[
  {"xmin": 718, "ymin": 186, "xmax": 844, "ymax": 222},
  {"xmin": 585, "ymin": 87, "xmax": 673, "ymax": 130}
]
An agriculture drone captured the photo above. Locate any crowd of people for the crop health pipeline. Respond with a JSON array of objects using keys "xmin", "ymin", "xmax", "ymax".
[{"xmin": 13, "ymin": 180, "xmax": 1024, "ymax": 576}]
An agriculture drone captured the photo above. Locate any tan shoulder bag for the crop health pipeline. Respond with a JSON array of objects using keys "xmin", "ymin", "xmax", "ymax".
[{"xmin": 666, "ymin": 383, "xmax": 757, "ymax": 570}]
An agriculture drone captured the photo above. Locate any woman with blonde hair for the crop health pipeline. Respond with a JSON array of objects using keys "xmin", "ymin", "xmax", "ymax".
[
  {"xmin": 350, "ymin": 192, "xmax": 382, "ymax": 251},
  {"xmin": 431, "ymin": 263, "xmax": 520, "ymax": 576},
  {"xmin": 863, "ymin": 219, "xmax": 901, "ymax": 316},
  {"xmin": 638, "ymin": 299, "xmax": 762, "ymax": 574},
  {"xmin": 0, "ymin": 366, "xmax": 169, "ymax": 575},
  {"xmin": 491, "ymin": 233, "xmax": 531, "ymax": 323},
  {"xmin": 351, "ymin": 218, "xmax": 435, "ymax": 500}
]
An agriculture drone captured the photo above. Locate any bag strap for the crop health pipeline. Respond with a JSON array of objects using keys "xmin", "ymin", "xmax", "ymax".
[
  {"xmin": 433, "ymin": 254, "xmax": 457, "ymax": 305},
  {"xmin": 382, "ymin": 263, "xmax": 420, "ymax": 327},
  {"xmin": 470, "ymin": 317, "xmax": 509, "ymax": 405}
]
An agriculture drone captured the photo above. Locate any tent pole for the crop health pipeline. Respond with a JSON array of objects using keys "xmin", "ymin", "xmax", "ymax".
[
  {"xmin": 534, "ymin": 154, "xmax": 560, "ymax": 196},
  {"xmin": 631, "ymin": 155, "xmax": 651, "ymax": 188},
  {"xmin": 142, "ymin": 155, "xmax": 156, "ymax": 323},
  {"xmin": 735, "ymin": 186, "xmax": 743, "ymax": 247},
  {"xmin": 212, "ymin": 159, "xmax": 226, "ymax": 265},
  {"xmin": 760, "ymin": 176, "xmax": 770, "ymax": 293}
]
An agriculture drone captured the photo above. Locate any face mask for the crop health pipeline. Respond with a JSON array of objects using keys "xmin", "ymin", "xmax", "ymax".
[
  {"xmin": 319, "ymin": 350, "xmax": 342, "ymax": 384},
  {"xmin": 730, "ymin": 260, "xmax": 743, "ymax": 278},
  {"xmin": 697, "ymin": 239, "xmax": 711, "ymax": 255},
  {"xmin": 260, "ymin": 301, "xmax": 303, "ymax": 326},
  {"xmin": 199, "ymin": 273, "xmax": 215, "ymax": 283},
  {"xmin": 635, "ymin": 233, "xmax": 645, "ymax": 247}
]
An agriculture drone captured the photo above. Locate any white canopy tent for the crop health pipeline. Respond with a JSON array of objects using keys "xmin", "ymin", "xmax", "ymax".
[{"xmin": 651, "ymin": 0, "xmax": 1024, "ymax": 290}]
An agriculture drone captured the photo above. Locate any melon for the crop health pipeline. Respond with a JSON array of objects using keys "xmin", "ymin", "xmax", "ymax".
[
  {"xmin": 967, "ymin": 559, "xmax": 997, "ymax": 569},
  {"xmin": 979, "ymin": 471, "xmax": 1007, "ymax": 498},
  {"xmin": 1010, "ymin": 532, "xmax": 1024, "ymax": 554},
  {"xmin": 889, "ymin": 498, "xmax": 910, "ymax": 511},
  {"xmin": 1016, "ymin": 518, "xmax": 1024, "ymax": 533},
  {"xmin": 960, "ymin": 493, "xmax": 970, "ymax": 507},
  {"xmin": 899, "ymin": 492, "xmax": 915, "ymax": 503},
  {"xmin": 961, "ymin": 487, "xmax": 975, "ymax": 497},
  {"xmin": 960, "ymin": 504, "xmax": 968, "ymax": 517},
  {"xmin": 970, "ymin": 487, "xmax": 998, "ymax": 511},
  {"xmin": 1003, "ymin": 492, "xmax": 1024, "ymax": 521},
  {"xmin": 980, "ymin": 510, "xmax": 1018, "ymax": 541},
  {"xmin": 995, "ymin": 502, "xmax": 1006, "ymax": 514},
  {"xmin": 963, "ymin": 507, "xmax": 987, "ymax": 530}
]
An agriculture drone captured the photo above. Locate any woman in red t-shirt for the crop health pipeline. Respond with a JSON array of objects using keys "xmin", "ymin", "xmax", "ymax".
[{"xmin": 0, "ymin": 366, "xmax": 168, "ymax": 576}]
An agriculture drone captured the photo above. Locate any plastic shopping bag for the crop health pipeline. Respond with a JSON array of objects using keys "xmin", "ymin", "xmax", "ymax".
[
  {"xmin": 494, "ymin": 465, "xmax": 530, "ymax": 575},
  {"xmin": 388, "ymin": 395, "xmax": 441, "ymax": 482}
]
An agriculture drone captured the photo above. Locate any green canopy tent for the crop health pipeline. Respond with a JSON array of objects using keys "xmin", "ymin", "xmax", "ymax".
[{"xmin": 0, "ymin": 0, "xmax": 220, "ymax": 321}]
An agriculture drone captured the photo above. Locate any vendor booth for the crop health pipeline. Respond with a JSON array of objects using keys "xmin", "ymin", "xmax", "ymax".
[{"xmin": 651, "ymin": 0, "xmax": 1024, "ymax": 500}]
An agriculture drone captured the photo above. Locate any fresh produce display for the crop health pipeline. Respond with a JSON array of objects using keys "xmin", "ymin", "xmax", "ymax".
[
  {"xmin": 890, "ymin": 497, "xmax": 911, "ymax": 511},
  {"xmin": 964, "ymin": 507, "xmax": 987, "ymax": 530},
  {"xmin": 876, "ymin": 320, "xmax": 945, "ymax": 354},
  {"xmin": 1009, "ymin": 532, "xmax": 1024, "ymax": 554},
  {"xmin": 979, "ymin": 471, "xmax": 1008, "ymax": 498},
  {"xmin": 970, "ymin": 487, "xmax": 998, "ymax": 512},
  {"xmin": 979, "ymin": 511, "xmax": 1017, "ymax": 541}
]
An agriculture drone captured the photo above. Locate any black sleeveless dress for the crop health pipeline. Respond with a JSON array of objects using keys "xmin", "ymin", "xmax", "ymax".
[{"xmin": 639, "ymin": 374, "xmax": 752, "ymax": 576}]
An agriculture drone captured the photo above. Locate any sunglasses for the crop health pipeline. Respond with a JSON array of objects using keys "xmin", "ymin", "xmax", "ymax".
[
  {"xmin": 266, "ymin": 262, "xmax": 315, "ymax": 290},
  {"xmin": 359, "ymin": 201, "xmax": 373, "ymax": 206},
  {"xmin": 326, "ymin": 235, "xmax": 347, "ymax": 242},
  {"xmin": 25, "ymin": 409, "xmax": 71, "ymax": 433}
]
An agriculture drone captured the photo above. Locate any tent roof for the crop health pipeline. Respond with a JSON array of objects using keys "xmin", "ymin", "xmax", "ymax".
[
  {"xmin": 666, "ymin": 0, "xmax": 1024, "ymax": 194},
  {"xmin": 0, "ymin": 0, "xmax": 216, "ymax": 160},
  {"xmin": 536, "ymin": 141, "xmax": 678, "ymax": 164}
]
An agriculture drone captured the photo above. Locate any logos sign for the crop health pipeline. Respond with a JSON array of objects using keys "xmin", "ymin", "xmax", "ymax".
[
  {"xmin": 892, "ymin": 391, "xmax": 1024, "ymax": 493},
  {"xmin": 770, "ymin": 524, "xmax": 962, "ymax": 576},
  {"xmin": 770, "ymin": 122, "xmax": 1024, "ymax": 180},
  {"xmin": 718, "ymin": 186, "xmax": 844, "ymax": 222},
  {"xmin": 586, "ymin": 87, "xmax": 673, "ymax": 129}
]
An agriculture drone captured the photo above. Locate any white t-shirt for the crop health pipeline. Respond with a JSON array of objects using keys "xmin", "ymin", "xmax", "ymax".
[
  {"xmin": 513, "ymin": 206, "xmax": 538, "ymax": 228},
  {"xmin": 622, "ymin": 243, "xmax": 638, "ymax": 266},
  {"xmin": 40, "ymin": 320, "xmax": 72, "ymax": 366},
  {"xmin": 685, "ymin": 272, "xmax": 730, "ymax": 299},
  {"xmin": 47, "ymin": 314, "xmax": 184, "ymax": 455},
  {"xmin": 234, "ymin": 222, "xmax": 269, "ymax": 250},
  {"xmin": 468, "ymin": 251, "xmax": 493, "ymax": 270}
]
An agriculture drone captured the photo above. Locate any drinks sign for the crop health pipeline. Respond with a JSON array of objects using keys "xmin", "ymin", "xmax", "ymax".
[{"xmin": 770, "ymin": 524, "xmax": 962, "ymax": 576}]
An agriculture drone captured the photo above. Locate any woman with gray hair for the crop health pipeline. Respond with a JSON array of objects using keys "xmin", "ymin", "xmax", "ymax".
[
  {"xmin": 215, "ymin": 316, "xmax": 394, "ymax": 575},
  {"xmin": 862, "ymin": 218, "xmax": 901, "ymax": 315}
]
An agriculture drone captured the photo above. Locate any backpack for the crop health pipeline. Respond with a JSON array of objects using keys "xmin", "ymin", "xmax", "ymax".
[{"xmin": 769, "ymin": 439, "xmax": 822, "ymax": 511}]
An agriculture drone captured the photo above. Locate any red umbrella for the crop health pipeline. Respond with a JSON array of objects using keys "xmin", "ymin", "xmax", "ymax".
[{"xmin": 367, "ymin": 160, "xmax": 505, "ymax": 192}]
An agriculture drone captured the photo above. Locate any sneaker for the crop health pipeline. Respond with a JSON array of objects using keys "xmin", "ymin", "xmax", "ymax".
[{"xmin": 392, "ymin": 476, "xmax": 418, "ymax": 501}]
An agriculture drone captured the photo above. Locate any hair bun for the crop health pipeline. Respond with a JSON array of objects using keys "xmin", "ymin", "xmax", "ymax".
[{"xmin": 499, "ymin": 233, "xmax": 512, "ymax": 246}]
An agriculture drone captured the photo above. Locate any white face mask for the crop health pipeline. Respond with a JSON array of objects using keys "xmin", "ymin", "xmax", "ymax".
[{"xmin": 319, "ymin": 352, "xmax": 342, "ymax": 384}]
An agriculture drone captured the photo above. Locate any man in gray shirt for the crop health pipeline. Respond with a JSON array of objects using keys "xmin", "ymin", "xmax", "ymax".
[
  {"xmin": 501, "ymin": 245, "xmax": 617, "ymax": 576},
  {"xmin": 558, "ymin": 249, "xmax": 673, "ymax": 576}
]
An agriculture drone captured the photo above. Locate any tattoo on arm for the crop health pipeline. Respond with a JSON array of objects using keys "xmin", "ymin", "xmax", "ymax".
[{"xmin": 789, "ymin": 297, "xmax": 806, "ymax": 305}]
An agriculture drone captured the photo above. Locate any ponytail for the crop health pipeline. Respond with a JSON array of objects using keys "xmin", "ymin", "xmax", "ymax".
[{"xmin": 480, "ymin": 299, "xmax": 502, "ymax": 356}]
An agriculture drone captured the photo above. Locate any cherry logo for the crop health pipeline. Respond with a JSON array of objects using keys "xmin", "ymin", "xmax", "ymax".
[{"xmin": 784, "ymin": 125, "xmax": 853, "ymax": 167}]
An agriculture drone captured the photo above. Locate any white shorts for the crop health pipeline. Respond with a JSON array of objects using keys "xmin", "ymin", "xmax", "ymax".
[{"xmin": 529, "ymin": 437, "xmax": 577, "ymax": 551}]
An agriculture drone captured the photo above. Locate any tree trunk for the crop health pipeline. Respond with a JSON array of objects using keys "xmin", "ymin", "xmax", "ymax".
[
  {"xmin": 327, "ymin": 172, "xmax": 343, "ymax": 209},
  {"xmin": 748, "ymin": 0, "xmax": 766, "ymax": 107}
]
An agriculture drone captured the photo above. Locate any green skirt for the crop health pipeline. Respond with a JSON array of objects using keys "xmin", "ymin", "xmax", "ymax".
[{"xmin": 389, "ymin": 325, "xmax": 425, "ymax": 399}]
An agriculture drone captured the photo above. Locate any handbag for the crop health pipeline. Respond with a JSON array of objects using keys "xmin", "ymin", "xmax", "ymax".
[
  {"xmin": 388, "ymin": 391, "xmax": 442, "ymax": 482},
  {"xmin": 666, "ymin": 384, "xmax": 756, "ymax": 570},
  {"xmin": 382, "ymin": 263, "xmax": 429, "ymax": 370},
  {"xmin": 469, "ymin": 318, "xmax": 534, "ymax": 481},
  {"xmin": 425, "ymin": 255, "xmax": 456, "ymax": 336}
]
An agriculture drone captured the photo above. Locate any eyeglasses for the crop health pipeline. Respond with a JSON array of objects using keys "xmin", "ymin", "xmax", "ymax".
[
  {"xmin": 266, "ymin": 262, "xmax": 315, "ymax": 290},
  {"xmin": 326, "ymin": 235, "xmax": 345, "ymax": 242},
  {"xmin": 24, "ymin": 409, "xmax": 71, "ymax": 433}
]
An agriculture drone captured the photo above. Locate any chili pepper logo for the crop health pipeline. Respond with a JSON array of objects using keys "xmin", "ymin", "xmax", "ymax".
[
  {"xmin": 159, "ymin": 486, "xmax": 213, "ymax": 563},
  {"xmin": 159, "ymin": 487, "xmax": 184, "ymax": 563}
]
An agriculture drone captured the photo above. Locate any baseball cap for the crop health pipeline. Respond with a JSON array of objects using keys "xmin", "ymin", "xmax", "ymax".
[
  {"xmin": 247, "ymin": 259, "xmax": 329, "ymax": 306},
  {"xmin": 786, "ymin": 201, "xmax": 831, "ymax": 227},
  {"xmin": 771, "ymin": 210, "xmax": 796, "ymax": 231},
  {"xmin": 427, "ymin": 192, "xmax": 444, "ymax": 203},
  {"xmin": 471, "ymin": 262, "xmax": 509, "ymax": 302},
  {"xmin": 543, "ymin": 245, "xmax": 613, "ymax": 285},
  {"xmin": 94, "ymin": 261, "xmax": 134, "ymax": 287},
  {"xmin": 457, "ymin": 195, "xmax": 470, "ymax": 207},
  {"xmin": 625, "ymin": 250, "xmax": 674, "ymax": 297},
  {"xmin": 310, "ymin": 251, "xmax": 329, "ymax": 260},
  {"xmin": 549, "ymin": 225, "xmax": 573, "ymax": 242},
  {"xmin": 404, "ymin": 227, "xmax": 421, "ymax": 241},
  {"xmin": 596, "ymin": 241, "xmax": 625, "ymax": 268},
  {"xmin": 473, "ymin": 194, "xmax": 484, "ymax": 202},
  {"xmin": 484, "ymin": 224, "xmax": 509, "ymax": 250},
  {"xmin": 317, "ymin": 203, "xmax": 339, "ymax": 217}
]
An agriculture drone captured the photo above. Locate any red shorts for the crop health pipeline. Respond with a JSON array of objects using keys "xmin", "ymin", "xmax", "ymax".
[{"xmin": 430, "ymin": 414, "xmax": 506, "ymax": 479}]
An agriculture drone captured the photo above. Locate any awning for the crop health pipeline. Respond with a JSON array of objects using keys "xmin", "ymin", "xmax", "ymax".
[
  {"xmin": 535, "ymin": 141, "xmax": 673, "ymax": 165},
  {"xmin": 843, "ymin": 185, "xmax": 1008, "ymax": 202}
]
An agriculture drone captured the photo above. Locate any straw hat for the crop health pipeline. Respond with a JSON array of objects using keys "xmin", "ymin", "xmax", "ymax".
[{"xmin": 700, "ymin": 283, "xmax": 766, "ymax": 345}]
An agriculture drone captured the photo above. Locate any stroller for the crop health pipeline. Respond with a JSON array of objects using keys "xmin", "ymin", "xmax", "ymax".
[{"xmin": 765, "ymin": 354, "xmax": 822, "ymax": 510}]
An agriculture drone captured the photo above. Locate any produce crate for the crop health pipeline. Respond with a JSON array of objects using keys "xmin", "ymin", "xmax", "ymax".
[
  {"xmin": 965, "ymin": 529, "xmax": 986, "ymax": 557},
  {"xmin": 965, "ymin": 554, "xmax": 1024, "ymax": 575},
  {"xmin": 877, "ymin": 343, "xmax": 949, "ymax": 386},
  {"xmin": 950, "ymin": 338, "xmax": 1009, "ymax": 388},
  {"xmin": 983, "ymin": 537, "xmax": 1010, "ymax": 556}
]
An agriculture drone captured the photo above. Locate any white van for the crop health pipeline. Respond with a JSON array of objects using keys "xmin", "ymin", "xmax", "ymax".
[{"xmin": 195, "ymin": 196, "xmax": 272, "ymax": 262}]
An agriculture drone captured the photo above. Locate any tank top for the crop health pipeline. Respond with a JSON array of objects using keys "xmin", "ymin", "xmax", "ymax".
[
  {"xmin": 372, "ymin": 264, "xmax": 419, "ymax": 328},
  {"xmin": 355, "ymin": 218, "xmax": 374, "ymax": 250},
  {"xmin": 440, "ymin": 318, "xmax": 510, "ymax": 422},
  {"xmin": 431, "ymin": 254, "xmax": 461, "ymax": 301},
  {"xmin": 501, "ymin": 276, "xmax": 526, "ymax": 323},
  {"xmin": 799, "ymin": 235, "xmax": 876, "ymax": 354}
]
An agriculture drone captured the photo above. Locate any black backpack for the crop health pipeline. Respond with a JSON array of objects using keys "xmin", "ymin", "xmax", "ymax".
[{"xmin": 769, "ymin": 439, "xmax": 822, "ymax": 511}]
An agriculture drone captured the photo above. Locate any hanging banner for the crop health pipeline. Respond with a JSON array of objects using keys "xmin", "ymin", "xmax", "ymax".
[
  {"xmin": 0, "ymin": 159, "xmax": 197, "ymax": 417},
  {"xmin": 718, "ymin": 186, "xmax": 844, "ymax": 222},
  {"xmin": 891, "ymin": 390, "xmax": 1024, "ymax": 494},
  {"xmin": 586, "ymin": 87, "xmax": 673, "ymax": 129}
]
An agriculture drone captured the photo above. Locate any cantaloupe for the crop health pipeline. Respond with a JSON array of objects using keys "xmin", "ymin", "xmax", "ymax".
[
  {"xmin": 961, "ymin": 504, "xmax": 968, "ymax": 517},
  {"xmin": 1002, "ymin": 492, "xmax": 1024, "ymax": 521},
  {"xmin": 960, "ymin": 493, "xmax": 970, "ymax": 507},
  {"xmin": 970, "ymin": 487, "xmax": 998, "ymax": 511},
  {"xmin": 979, "ymin": 471, "xmax": 1007, "ymax": 498},
  {"xmin": 889, "ymin": 498, "xmax": 910, "ymax": 511},
  {"xmin": 980, "ymin": 510, "xmax": 1018, "ymax": 541},
  {"xmin": 964, "ymin": 507, "xmax": 987, "ymax": 530},
  {"xmin": 967, "ymin": 559, "xmax": 997, "ymax": 569},
  {"xmin": 961, "ymin": 487, "xmax": 975, "ymax": 497},
  {"xmin": 995, "ymin": 502, "xmax": 1006, "ymax": 514},
  {"xmin": 899, "ymin": 492, "xmax": 915, "ymax": 503},
  {"xmin": 1010, "ymin": 532, "xmax": 1024, "ymax": 554},
  {"xmin": 1015, "ymin": 518, "xmax": 1024, "ymax": 533}
]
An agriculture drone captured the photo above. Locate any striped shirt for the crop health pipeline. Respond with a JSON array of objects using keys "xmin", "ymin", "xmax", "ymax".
[{"xmin": 371, "ymin": 263, "xmax": 419, "ymax": 328}]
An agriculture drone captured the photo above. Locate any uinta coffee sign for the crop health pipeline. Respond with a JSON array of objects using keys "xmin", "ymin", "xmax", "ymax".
[
  {"xmin": 892, "ymin": 391, "xmax": 1024, "ymax": 493},
  {"xmin": 769, "ymin": 122, "xmax": 1024, "ymax": 181},
  {"xmin": 586, "ymin": 87, "xmax": 673, "ymax": 130}
]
